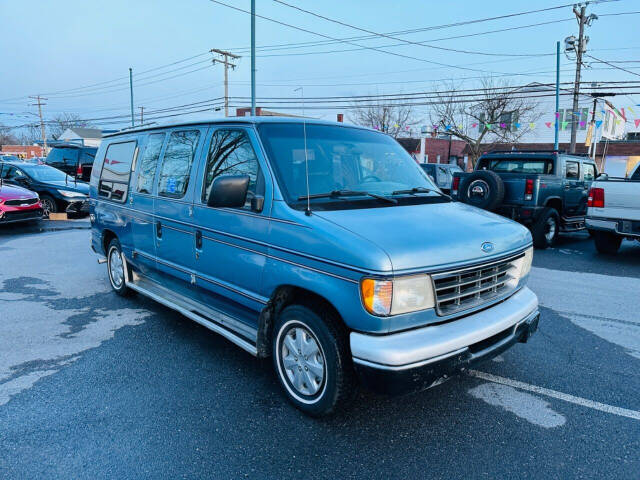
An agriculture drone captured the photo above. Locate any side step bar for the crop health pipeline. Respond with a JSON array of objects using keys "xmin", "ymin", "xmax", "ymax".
[{"xmin": 126, "ymin": 281, "xmax": 258, "ymax": 356}]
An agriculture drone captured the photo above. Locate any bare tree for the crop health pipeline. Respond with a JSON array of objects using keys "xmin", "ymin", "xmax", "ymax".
[
  {"xmin": 0, "ymin": 124, "xmax": 18, "ymax": 146},
  {"xmin": 49, "ymin": 113, "xmax": 93, "ymax": 140},
  {"xmin": 349, "ymin": 98, "xmax": 419, "ymax": 138},
  {"xmin": 430, "ymin": 78, "xmax": 541, "ymax": 167},
  {"xmin": 16, "ymin": 123, "xmax": 41, "ymax": 145}
]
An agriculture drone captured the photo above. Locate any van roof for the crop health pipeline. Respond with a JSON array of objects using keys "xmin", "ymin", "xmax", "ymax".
[{"xmin": 104, "ymin": 116, "xmax": 370, "ymax": 138}]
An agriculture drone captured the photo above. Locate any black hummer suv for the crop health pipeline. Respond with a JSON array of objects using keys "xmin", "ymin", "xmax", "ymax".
[{"xmin": 452, "ymin": 151, "xmax": 598, "ymax": 249}]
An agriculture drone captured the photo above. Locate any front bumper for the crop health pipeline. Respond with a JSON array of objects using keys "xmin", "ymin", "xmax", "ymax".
[
  {"xmin": 587, "ymin": 216, "xmax": 640, "ymax": 238},
  {"xmin": 350, "ymin": 287, "xmax": 539, "ymax": 394},
  {"xmin": 0, "ymin": 207, "xmax": 43, "ymax": 224}
]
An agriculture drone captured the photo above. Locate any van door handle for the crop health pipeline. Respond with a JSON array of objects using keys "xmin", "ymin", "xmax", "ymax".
[
  {"xmin": 195, "ymin": 230, "xmax": 203, "ymax": 250},
  {"xmin": 156, "ymin": 221, "xmax": 162, "ymax": 239}
]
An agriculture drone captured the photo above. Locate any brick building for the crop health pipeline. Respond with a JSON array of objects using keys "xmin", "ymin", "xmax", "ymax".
[{"xmin": 0, "ymin": 145, "xmax": 44, "ymax": 158}]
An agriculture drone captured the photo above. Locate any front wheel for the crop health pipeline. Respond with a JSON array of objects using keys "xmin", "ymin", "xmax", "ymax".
[
  {"xmin": 593, "ymin": 231, "xmax": 622, "ymax": 254},
  {"xmin": 273, "ymin": 304, "xmax": 354, "ymax": 417},
  {"xmin": 531, "ymin": 207, "xmax": 559, "ymax": 249},
  {"xmin": 40, "ymin": 194, "xmax": 57, "ymax": 217}
]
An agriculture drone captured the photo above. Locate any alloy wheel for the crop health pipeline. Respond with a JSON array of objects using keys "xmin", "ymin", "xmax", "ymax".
[{"xmin": 108, "ymin": 247, "xmax": 125, "ymax": 289}]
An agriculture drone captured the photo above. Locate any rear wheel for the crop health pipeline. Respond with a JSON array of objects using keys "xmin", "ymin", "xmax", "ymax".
[
  {"xmin": 593, "ymin": 231, "xmax": 622, "ymax": 254},
  {"xmin": 531, "ymin": 207, "xmax": 559, "ymax": 249},
  {"xmin": 272, "ymin": 304, "xmax": 354, "ymax": 417},
  {"xmin": 107, "ymin": 238, "xmax": 133, "ymax": 296}
]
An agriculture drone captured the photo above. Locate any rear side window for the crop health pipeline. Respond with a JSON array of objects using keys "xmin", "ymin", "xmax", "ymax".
[
  {"xmin": 583, "ymin": 163, "xmax": 595, "ymax": 181},
  {"xmin": 202, "ymin": 129, "xmax": 263, "ymax": 209},
  {"xmin": 631, "ymin": 165, "xmax": 640, "ymax": 180},
  {"xmin": 157, "ymin": 130, "xmax": 201, "ymax": 198},
  {"xmin": 487, "ymin": 159, "xmax": 553, "ymax": 174},
  {"xmin": 566, "ymin": 161, "xmax": 580, "ymax": 179},
  {"xmin": 98, "ymin": 141, "xmax": 137, "ymax": 202},
  {"xmin": 136, "ymin": 133, "xmax": 165, "ymax": 194}
]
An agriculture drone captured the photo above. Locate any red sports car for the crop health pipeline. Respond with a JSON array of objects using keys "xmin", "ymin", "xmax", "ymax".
[{"xmin": 0, "ymin": 183, "xmax": 43, "ymax": 224}]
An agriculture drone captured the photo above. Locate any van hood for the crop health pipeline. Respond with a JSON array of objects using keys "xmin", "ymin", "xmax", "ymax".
[{"xmin": 313, "ymin": 202, "xmax": 531, "ymax": 273}]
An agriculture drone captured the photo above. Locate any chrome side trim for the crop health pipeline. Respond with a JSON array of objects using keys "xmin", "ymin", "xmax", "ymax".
[
  {"xmin": 125, "ymin": 281, "xmax": 258, "ymax": 356},
  {"xmin": 201, "ymin": 234, "xmax": 358, "ymax": 284},
  {"xmin": 133, "ymin": 249, "xmax": 269, "ymax": 304}
]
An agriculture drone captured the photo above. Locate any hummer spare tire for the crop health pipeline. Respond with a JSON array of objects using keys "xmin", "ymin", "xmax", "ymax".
[{"xmin": 459, "ymin": 170, "xmax": 505, "ymax": 211}]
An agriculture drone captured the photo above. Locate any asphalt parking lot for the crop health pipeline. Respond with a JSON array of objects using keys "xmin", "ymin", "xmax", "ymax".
[{"xmin": 1, "ymin": 227, "xmax": 639, "ymax": 479}]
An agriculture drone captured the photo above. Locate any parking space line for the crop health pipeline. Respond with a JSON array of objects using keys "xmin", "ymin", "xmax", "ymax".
[{"xmin": 468, "ymin": 370, "xmax": 640, "ymax": 421}]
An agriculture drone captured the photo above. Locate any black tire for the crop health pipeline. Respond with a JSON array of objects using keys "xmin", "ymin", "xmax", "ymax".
[
  {"xmin": 39, "ymin": 194, "xmax": 57, "ymax": 217},
  {"xmin": 272, "ymin": 304, "xmax": 354, "ymax": 417},
  {"xmin": 593, "ymin": 231, "xmax": 622, "ymax": 255},
  {"xmin": 459, "ymin": 170, "xmax": 505, "ymax": 211},
  {"xmin": 531, "ymin": 207, "xmax": 560, "ymax": 249},
  {"xmin": 106, "ymin": 238, "xmax": 133, "ymax": 296}
]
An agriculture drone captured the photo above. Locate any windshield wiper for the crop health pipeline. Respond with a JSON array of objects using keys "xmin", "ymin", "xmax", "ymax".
[
  {"xmin": 391, "ymin": 186, "xmax": 451, "ymax": 200},
  {"xmin": 297, "ymin": 189, "xmax": 398, "ymax": 205}
]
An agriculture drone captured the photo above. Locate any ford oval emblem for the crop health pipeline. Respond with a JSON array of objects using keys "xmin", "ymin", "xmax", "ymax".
[{"xmin": 481, "ymin": 242, "xmax": 494, "ymax": 253}]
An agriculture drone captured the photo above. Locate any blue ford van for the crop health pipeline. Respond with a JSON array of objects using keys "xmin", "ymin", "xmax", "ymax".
[{"xmin": 90, "ymin": 118, "xmax": 539, "ymax": 416}]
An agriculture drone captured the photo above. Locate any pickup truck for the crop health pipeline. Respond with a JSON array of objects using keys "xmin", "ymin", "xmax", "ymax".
[
  {"xmin": 586, "ymin": 163, "xmax": 640, "ymax": 254},
  {"xmin": 452, "ymin": 151, "xmax": 598, "ymax": 249}
]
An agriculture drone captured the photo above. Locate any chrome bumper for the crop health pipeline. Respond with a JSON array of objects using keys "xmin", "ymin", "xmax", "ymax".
[{"xmin": 350, "ymin": 287, "xmax": 538, "ymax": 370}]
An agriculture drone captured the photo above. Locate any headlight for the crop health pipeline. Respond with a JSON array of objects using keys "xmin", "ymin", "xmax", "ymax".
[
  {"xmin": 360, "ymin": 275, "xmax": 435, "ymax": 316},
  {"xmin": 515, "ymin": 247, "xmax": 533, "ymax": 281},
  {"xmin": 57, "ymin": 189, "xmax": 87, "ymax": 198}
]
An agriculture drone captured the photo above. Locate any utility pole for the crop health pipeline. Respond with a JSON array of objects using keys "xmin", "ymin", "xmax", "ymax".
[
  {"xmin": 129, "ymin": 68, "xmax": 134, "ymax": 127},
  {"xmin": 29, "ymin": 95, "xmax": 47, "ymax": 153},
  {"xmin": 251, "ymin": 0, "xmax": 256, "ymax": 116},
  {"xmin": 139, "ymin": 106, "xmax": 144, "ymax": 125},
  {"xmin": 568, "ymin": 4, "xmax": 597, "ymax": 154},
  {"xmin": 210, "ymin": 49, "xmax": 240, "ymax": 117}
]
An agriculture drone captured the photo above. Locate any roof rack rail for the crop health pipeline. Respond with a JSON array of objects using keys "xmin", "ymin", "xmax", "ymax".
[{"xmin": 485, "ymin": 149, "xmax": 565, "ymax": 154}]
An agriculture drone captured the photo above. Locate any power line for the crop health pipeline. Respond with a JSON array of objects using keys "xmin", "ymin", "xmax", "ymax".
[
  {"xmin": 206, "ymin": 0, "xmax": 521, "ymax": 75},
  {"xmin": 585, "ymin": 54, "xmax": 640, "ymax": 79}
]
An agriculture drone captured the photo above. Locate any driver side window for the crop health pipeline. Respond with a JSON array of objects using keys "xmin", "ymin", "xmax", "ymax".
[{"xmin": 202, "ymin": 129, "xmax": 264, "ymax": 209}]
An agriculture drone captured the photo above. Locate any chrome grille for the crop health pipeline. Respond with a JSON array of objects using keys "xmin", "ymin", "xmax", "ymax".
[
  {"xmin": 432, "ymin": 254, "xmax": 522, "ymax": 316},
  {"xmin": 4, "ymin": 197, "xmax": 38, "ymax": 206}
]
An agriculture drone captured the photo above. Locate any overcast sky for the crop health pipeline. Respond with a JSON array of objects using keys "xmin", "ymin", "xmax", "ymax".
[{"xmin": 1, "ymin": 0, "xmax": 638, "ymax": 130}]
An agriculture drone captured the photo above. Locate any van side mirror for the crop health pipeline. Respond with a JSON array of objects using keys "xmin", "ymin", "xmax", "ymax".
[
  {"xmin": 207, "ymin": 174, "xmax": 250, "ymax": 208},
  {"xmin": 596, "ymin": 173, "xmax": 608, "ymax": 181}
]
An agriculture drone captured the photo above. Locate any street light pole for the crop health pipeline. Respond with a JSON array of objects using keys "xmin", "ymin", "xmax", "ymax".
[
  {"xmin": 251, "ymin": 0, "xmax": 256, "ymax": 116},
  {"xmin": 554, "ymin": 41, "xmax": 560, "ymax": 151},
  {"xmin": 129, "ymin": 68, "xmax": 134, "ymax": 127}
]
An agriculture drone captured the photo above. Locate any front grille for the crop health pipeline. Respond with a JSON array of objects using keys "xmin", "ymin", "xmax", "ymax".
[
  {"xmin": 4, "ymin": 197, "xmax": 38, "ymax": 206},
  {"xmin": 0, "ymin": 209, "xmax": 42, "ymax": 222},
  {"xmin": 432, "ymin": 254, "xmax": 522, "ymax": 316}
]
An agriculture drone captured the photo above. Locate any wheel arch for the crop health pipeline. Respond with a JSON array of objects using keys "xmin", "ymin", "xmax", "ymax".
[
  {"xmin": 544, "ymin": 196, "xmax": 563, "ymax": 214},
  {"xmin": 256, "ymin": 284, "xmax": 345, "ymax": 358},
  {"xmin": 101, "ymin": 229, "xmax": 118, "ymax": 255}
]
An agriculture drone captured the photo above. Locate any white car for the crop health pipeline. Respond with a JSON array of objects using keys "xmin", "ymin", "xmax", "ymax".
[{"xmin": 586, "ymin": 163, "xmax": 640, "ymax": 253}]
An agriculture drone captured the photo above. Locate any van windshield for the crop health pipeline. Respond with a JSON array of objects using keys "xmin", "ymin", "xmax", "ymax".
[{"xmin": 257, "ymin": 123, "xmax": 440, "ymax": 209}]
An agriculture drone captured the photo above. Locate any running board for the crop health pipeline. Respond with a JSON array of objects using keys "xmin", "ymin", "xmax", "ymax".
[{"xmin": 126, "ymin": 281, "xmax": 258, "ymax": 356}]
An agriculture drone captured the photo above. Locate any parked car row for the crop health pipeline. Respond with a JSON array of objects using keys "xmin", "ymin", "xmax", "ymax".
[{"xmin": 0, "ymin": 161, "xmax": 89, "ymax": 217}]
